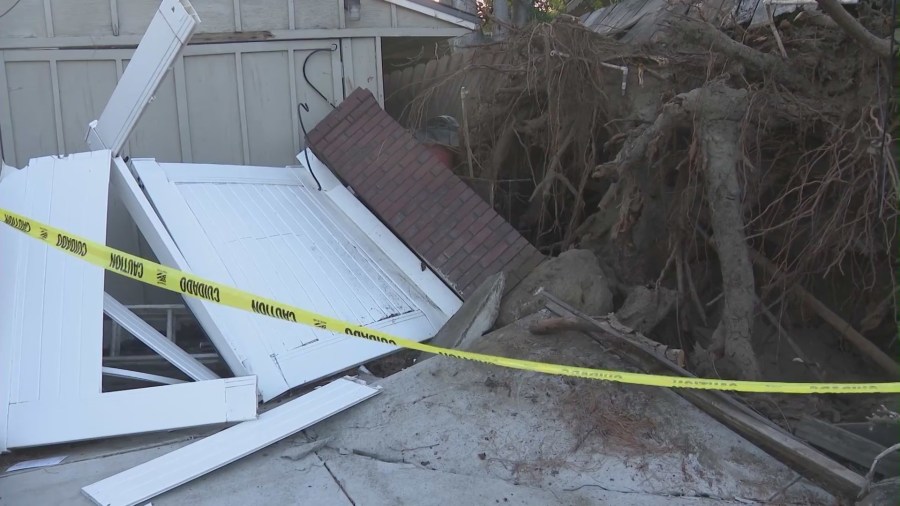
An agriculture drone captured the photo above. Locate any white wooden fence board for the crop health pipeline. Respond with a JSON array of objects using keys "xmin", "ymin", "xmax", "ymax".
[
  {"xmin": 0, "ymin": 156, "xmax": 27, "ymax": 452},
  {"xmin": 6, "ymin": 376, "xmax": 257, "ymax": 448},
  {"xmin": 88, "ymin": 0, "xmax": 199, "ymax": 155},
  {"xmin": 103, "ymin": 293, "xmax": 219, "ymax": 382},
  {"xmin": 6, "ymin": 151, "xmax": 111, "ymax": 404},
  {"xmin": 0, "ymin": 150, "xmax": 109, "ymax": 450},
  {"xmin": 101, "ymin": 367, "xmax": 186, "ymax": 385},
  {"xmin": 82, "ymin": 378, "xmax": 379, "ymax": 506}
]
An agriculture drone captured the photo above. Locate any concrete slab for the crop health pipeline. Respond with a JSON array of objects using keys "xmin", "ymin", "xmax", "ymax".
[
  {"xmin": 317, "ymin": 448, "xmax": 742, "ymax": 505},
  {"xmin": 308, "ymin": 312, "xmax": 834, "ymax": 504},
  {"xmin": 0, "ymin": 433, "xmax": 351, "ymax": 506}
]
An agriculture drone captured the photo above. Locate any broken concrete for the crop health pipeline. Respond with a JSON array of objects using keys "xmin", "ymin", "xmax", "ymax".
[
  {"xmin": 498, "ymin": 249, "xmax": 613, "ymax": 325},
  {"xmin": 421, "ymin": 272, "xmax": 505, "ymax": 360},
  {"xmin": 308, "ymin": 313, "xmax": 832, "ymax": 504}
]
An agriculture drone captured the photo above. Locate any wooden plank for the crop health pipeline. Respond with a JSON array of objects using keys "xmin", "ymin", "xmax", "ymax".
[
  {"xmin": 103, "ymin": 293, "xmax": 219, "ymax": 382},
  {"xmin": 101, "ymin": 367, "xmax": 186, "ymax": 385},
  {"xmin": 541, "ymin": 292, "xmax": 867, "ymax": 499},
  {"xmin": 796, "ymin": 416, "xmax": 900, "ymax": 477},
  {"xmin": 82, "ymin": 378, "xmax": 379, "ymax": 506},
  {"xmin": 87, "ymin": 0, "xmax": 199, "ymax": 155},
  {"xmin": 0, "ymin": 28, "xmax": 471, "ymax": 49},
  {"xmin": 837, "ymin": 422, "xmax": 900, "ymax": 448}
]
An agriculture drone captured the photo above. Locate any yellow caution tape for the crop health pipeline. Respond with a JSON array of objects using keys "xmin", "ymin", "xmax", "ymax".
[{"xmin": 2, "ymin": 207, "xmax": 898, "ymax": 394}]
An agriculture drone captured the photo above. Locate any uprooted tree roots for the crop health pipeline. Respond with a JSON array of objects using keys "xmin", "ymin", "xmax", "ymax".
[{"xmin": 409, "ymin": 10, "xmax": 898, "ymax": 380}]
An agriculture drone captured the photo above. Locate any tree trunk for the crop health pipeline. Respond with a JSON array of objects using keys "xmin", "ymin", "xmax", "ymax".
[{"xmin": 688, "ymin": 84, "xmax": 762, "ymax": 380}]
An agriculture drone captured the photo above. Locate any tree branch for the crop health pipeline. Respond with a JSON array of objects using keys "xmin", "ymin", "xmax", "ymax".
[{"xmin": 814, "ymin": 0, "xmax": 892, "ymax": 58}]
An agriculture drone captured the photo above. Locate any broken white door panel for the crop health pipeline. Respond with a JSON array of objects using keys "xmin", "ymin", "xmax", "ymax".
[
  {"xmin": 103, "ymin": 292, "xmax": 219, "ymax": 382},
  {"xmin": 132, "ymin": 159, "xmax": 454, "ymax": 401},
  {"xmin": 299, "ymin": 150, "xmax": 462, "ymax": 318},
  {"xmin": 6, "ymin": 376, "xmax": 256, "ymax": 448},
  {"xmin": 87, "ymin": 0, "xmax": 199, "ymax": 155},
  {"xmin": 0, "ymin": 152, "xmax": 256, "ymax": 453},
  {"xmin": 109, "ymin": 157, "xmax": 250, "ymax": 382},
  {"xmin": 82, "ymin": 377, "xmax": 380, "ymax": 506},
  {"xmin": 101, "ymin": 367, "xmax": 186, "ymax": 385}
]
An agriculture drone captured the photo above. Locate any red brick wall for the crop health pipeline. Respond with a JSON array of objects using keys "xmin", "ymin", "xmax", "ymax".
[{"xmin": 309, "ymin": 88, "xmax": 544, "ymax": 297}]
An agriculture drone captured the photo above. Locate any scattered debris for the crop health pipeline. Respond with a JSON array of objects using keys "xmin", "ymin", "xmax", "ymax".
[
  {"xmin": 82, "ymin": 378, "xmax": 380, "ymax": 506},
  {"xmin": 6, "ymin": 455, "xmax": 67, "ymax": 473},
  {"xmin": 421, "ymin": 271, "xmax": 506, "ymax": 360}
]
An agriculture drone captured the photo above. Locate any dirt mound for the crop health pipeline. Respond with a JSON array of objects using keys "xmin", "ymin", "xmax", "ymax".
[{"xmin": 498, "ymin": 249, "xmax": 613, "ymax": 325}]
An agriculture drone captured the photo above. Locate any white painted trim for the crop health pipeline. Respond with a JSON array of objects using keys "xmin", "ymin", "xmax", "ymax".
[
  {"xmin": 173, "ymin": 55, "xmax": 193, "ymax": 162},
  {"xmin": 42, "ymin": 0, "xmax": 53, "ymax": 37},
  {"xmin": 6, "ymin": 377, "xmax": 257, "ymax": 448},
  {"xmin": 298, "ymin": 150, "xmax": 462, "ymax": 317},
  {"xmin": 234, "ymin": 51, "xmax": 250, "ymax": 165},
  {"xmin": 375, "ymin": 36, "xmax": 384, "ymax": 106},
  {"xmin": 109, "ymin": 157, "xmax": 251, "ymax": 381},
  {"xmin": 156, "ymin": 161, "xmax": 303, "ymax": 184},
  {"xmin": 83, "ymin": 378, "xmax": 379, "ymax": 506},
  {"xmin": 383, "ymin": 0, "xmax": 477, "ymax": 29},
  {"xmin": 88, "ymin": 0, "xmax": 199, "ymax": 155},
  {"xmin": 0, "ymin": 51, "xmax": 14, "ymax": 167},
  {"xmin": 0, "ymin": 28, "xmax": 471, "ymax": 50},
  {"xmin": 101, "ymin": 367, "xmax": 186, "ymax": 385},
  {"xmin": 103, "ymin": 293, "xmax": 219, "ymax": 382}
]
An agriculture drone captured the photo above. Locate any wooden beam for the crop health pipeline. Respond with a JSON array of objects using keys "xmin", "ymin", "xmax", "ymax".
[
  {"xmin": 796, "ymin": 416, "xmax": 900, "ymax": 478},
  {"xmin": 0, "ymin": 28, "xmax": 471, "ymax": 50},
  {"xmin": 541, "ymin": 292, "xmax": 868, "ymax": 500}
]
